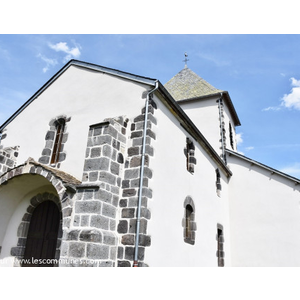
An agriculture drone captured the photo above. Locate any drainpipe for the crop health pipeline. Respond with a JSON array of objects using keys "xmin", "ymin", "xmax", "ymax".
[
  {"xmin": 133, "ymin": 80, "xmax": 159, "ymax": 267},
  {"xmin": 218, "ymin": 93, "xmax": 226, "ymax": 164}
]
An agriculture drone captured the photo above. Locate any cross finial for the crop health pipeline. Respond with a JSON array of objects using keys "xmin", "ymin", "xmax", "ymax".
[{"xmin": 183, "ymin": 52, "xmax": 189, "ymax": 68}]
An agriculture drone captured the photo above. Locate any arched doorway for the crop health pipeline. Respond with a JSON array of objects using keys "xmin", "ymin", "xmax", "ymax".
[{"xmin": 22, "ymin": 201, "xmax": 60, "ymax": 267}]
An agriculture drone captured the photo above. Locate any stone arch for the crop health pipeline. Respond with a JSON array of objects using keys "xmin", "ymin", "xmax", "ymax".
[
  {"xmin": 11, "ymin": 192, "xmax": 63, "ymax": 266},
  {"xmin": 0, "ymin": 157, "xmax": 80, "ymax": 266}
]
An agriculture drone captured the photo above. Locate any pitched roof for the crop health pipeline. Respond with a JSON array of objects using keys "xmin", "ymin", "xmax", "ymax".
[{"xmin": 164, "ymin": 67, "xmax": 224, "ymax": 101}]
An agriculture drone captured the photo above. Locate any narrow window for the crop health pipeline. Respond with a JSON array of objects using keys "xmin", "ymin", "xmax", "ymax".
[
  {"xmin": 217, "ymin": 225, "xmax": 224, "ymax": 267},
  {"xmin": 229, "ymin": 122, "xmax": 234, "ymax": 150},
  {"xmin": 185, "ymin": 204, "xmax": 193, "ymax": 240},
  {"xmin": 216, "ymin": 169, "xmax": 222, "ymax": 197},
  {"xmin": 51, "ymin": 119, "xmax": 65, "ymax": 164},
  {"xmin": 183, "ymin": 196, "xmax": 196, "ymax": 245},
  {"xmin": 185, "ymin": 138, "xmax": 196, "ymax": 174}
]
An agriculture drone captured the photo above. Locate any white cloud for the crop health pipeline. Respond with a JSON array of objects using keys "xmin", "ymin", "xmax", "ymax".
[
  {"xmin": 280, "ymin": 162, "xmax": 300, "ymax": 179},
  {"xmin": 37, "ymin": 54, "xmax": 58, "ymax": 73},
  {"xmin": 236, "ymin": 133, "xmax": 243, "ymax": 145},
  {"xmin": 280, "ymin": 77, "xmax": 300, "ymax": 110},
  {"xmin": 262, "ymin": 106, "xmax": 281, "ymax": 112},
  {"xmin": 245, "ymin": 146, "xmax": 254, "ymax": 151},
  {"xmin": 48, "ymin": 42, "xmax": 81, "ymax": 63}
]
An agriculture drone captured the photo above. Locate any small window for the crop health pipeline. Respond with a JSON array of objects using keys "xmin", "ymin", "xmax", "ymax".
[
  {"xmin": 185, "ymin": 138, "xmax": 196, "ymax": 174},
  {"xmin": 183, "ymin": 196, "xmax": 196, "ymax": 245},
  {"xmin": 51, "ymin": 119, "xmax": 65, "ymax": 164},
  {"xmin": 217, "ymin": 225, "xmax": 224, "ymax": 267},
  {"xmin": 215, "ymin": 169, "xmax": 222, "ymax": 197},
  {"xmin": 229, "ymin": 123, "xmax": 234, "ymax": 150}
]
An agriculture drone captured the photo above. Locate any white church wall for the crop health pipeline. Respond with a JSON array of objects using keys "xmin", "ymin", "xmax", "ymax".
[
  {"xmin": 145, "ymin": 95, "xmax": 232, "ymax": 267},
  {"xmin": 179, "ymin": 97, "xmax": 221, "ymax": 156},
  {"xmin": 1, "ymin": 65, "xmax": 150, "ymax": 180},
  {"xmin": 227, "ymin": 154, "xmax": 300, "ymax": 266},
  {"xmin": 179, "ymin": 96, "xmax": 239, "ymax": 156}
]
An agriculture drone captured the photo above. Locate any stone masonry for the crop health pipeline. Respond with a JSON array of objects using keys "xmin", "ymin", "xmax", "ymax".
[
  {"xmin": 117, "ymin": 100, "xmax": 156, "ymax": 267},
  {"xmin": 60, "ymin": 117, "xmax": 128, "ymax": 267},
  {"xmin": 0, "ymin": 145, "xmax": 19, "ymax": 176},
  {"xmin": 38, "ymin": 115, "xmax": 71, "ymax": 168}
]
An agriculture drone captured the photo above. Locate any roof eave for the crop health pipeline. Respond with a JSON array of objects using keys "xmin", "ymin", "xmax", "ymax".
[{"xmin": 226, "ymin": 149, "xmax": 300, "ymax": 184}]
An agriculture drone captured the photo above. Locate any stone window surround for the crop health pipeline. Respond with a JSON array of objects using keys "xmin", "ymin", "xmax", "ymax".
[
  {"xmin": 217, "ymin": 223, "xmax": 225, "ymax": 267},
  {"xmin": 183, "ymin": 196, "xmax": 196, "ymax": 245},
  {"xmin": 38, "ymin": 115, "xmax": 71, "ymax": 168},
  {"xmin": 185, "ymin": 137, "xmax": 196, "ymax": 174}
]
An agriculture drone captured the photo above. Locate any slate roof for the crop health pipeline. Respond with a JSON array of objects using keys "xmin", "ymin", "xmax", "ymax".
[{"xmin": 164, "ymin": 67, "xmax": 224, "ymax": 101}]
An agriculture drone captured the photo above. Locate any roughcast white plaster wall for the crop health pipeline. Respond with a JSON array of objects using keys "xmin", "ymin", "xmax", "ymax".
[
  {"xmin": 1, "ymin": 65, "xmax": 149, "ymax": 180},
  {"xmin": 228, "ymin": 154, "xmax": 300, "ymax": 266},
  {"xmin": 145, "ymin": 95, "xmax": 232, "ymax": 267}
]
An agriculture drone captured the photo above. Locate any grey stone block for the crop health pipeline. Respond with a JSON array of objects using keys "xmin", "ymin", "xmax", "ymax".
[
  {"xmin": 121, "ymin": 234, "xmax": 135, "ymax": 245},
  {"xmin": 42, "ymin": 148, "xmax": 51, "ymax": 156},
  {"xmin": 95, "ymin": 189, "xmax": 112, "ymax": 203},
  {"xmin": 122, "ymin": 208, "xmax": 135, "ymax": 218},
  {"xmin": 89, "ymin": 171, "xmax": 98, "ymax": 182},
  {"xmin": 102, "ymin": 203, "xmax": 116, "ymax": 218},
  {"xmin": 84, "ymin": 157, "xmax": 109, "ymax": 171},
  {"xmin": 91, "ymin": 215, "xmax": 109, "ymax": 230},
  {"xmin": 102, "ymin": 145, "xmax": 112, "ymax": 158},
  {"xmin": 75, "ymin": 201, "xmax": 101, "ymax": 214},
  {"xmin": 66, "ymin": 230, "xmax": 80, "ymax": 241},
  {"xmin": 117, "ymin": 153, "xmax": 124, "ymax": 164},
  {"xmin": 124, "ymin": 168, "xmax": 139, "ymax": 180},
  {"xmin": 86, "ymin": 243, "xmax": 109, "ymax": 259},
  {"xmin": 69, "ymin": 242, "xmax": 85, "ymax": 258},
  {"xmin": 91, "ymin": 147, "xmax": 101, "ymax": 158},
  {"xmin": 38, "ymin": 156, "xmax": 50, "ymax": 164},
  {"xmin": 110, "ymin": 161, "xmax": 120, "ymax": 175},
  {"xmin": 79, "ymin": 229, "xmax": 102, "ymax": 243},
  {"xmin": 117, "ymin": 220, "xmax": 128, "ymax": 233},
  {"xmin": 128, "ymin": 147, "xmax": 139, "ymax": 156},
  {"xmin": 103, "ymin": 231, "xmax": 117, "ymax": 245},
  {"xmin": 122, "ymin": 188, "xmax": 137, "ymax": 197},
  {"xmin": 45, "ymin": 131, "xmax": 55, "ymax": 140},
  {"xmin": 99, "ymin": 171, "xmax": 116, "ymax": 185},
  {"xmin": 103, "ymin": 125, "xmax": 118, "ymax": 138}
]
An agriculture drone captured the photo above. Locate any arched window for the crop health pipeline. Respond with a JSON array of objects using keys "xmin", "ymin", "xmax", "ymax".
[
  {"xmin": 183, "ymin": 196, "xmax": 196, "ymax": 245},
  {"xmin": 22, "ymin": 201, "xmax": 60, "ymax": 267},
  {"xmin": 51, "ymin": 118, "xmax": 66, "ymax": 164},
  {"xmin": 217, "ymin": 224, "xmax": 225, "ymax": 267}
]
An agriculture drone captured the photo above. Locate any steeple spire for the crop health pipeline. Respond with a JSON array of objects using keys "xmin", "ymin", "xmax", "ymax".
[{"xmin": 183, "ymin": 52, "xmax": 189, "ymax": 68}]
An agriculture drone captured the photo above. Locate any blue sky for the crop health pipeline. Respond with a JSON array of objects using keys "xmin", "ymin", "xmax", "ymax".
[{"xmin": 1, "ymin": 34, "xmax": 300, "ymax": 178}]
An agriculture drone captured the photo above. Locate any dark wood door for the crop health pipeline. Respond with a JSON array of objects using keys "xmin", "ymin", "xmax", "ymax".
[{"xmin": 23, "ymin": 201, "xmax": 60, "ymax": 267}]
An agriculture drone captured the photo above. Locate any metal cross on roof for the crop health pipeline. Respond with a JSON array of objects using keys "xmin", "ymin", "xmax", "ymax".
[{"xmin": 183, "ymin": 52, "xmax": 189, "ymax": 68}]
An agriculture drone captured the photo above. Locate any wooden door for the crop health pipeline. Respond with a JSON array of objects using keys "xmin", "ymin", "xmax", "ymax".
[{"xmin": 23, "ymin": 201, "xmax": 60, "ymax": 267}]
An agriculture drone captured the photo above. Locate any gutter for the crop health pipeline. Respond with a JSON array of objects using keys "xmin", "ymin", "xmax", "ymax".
[{"xmin": 133, "ymin": 80, "xmax": 159, "ymax": 267}]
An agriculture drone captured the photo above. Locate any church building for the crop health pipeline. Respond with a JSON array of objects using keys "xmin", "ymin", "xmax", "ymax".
[{"xmin": 0, "ymin": 59, "xmax": 299, "ymax": 267}]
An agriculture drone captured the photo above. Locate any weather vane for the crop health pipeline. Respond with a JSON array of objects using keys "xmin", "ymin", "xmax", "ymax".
[{"xmin": 183, "ymin": 52, "xmax": 189, "ymax": 68}]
